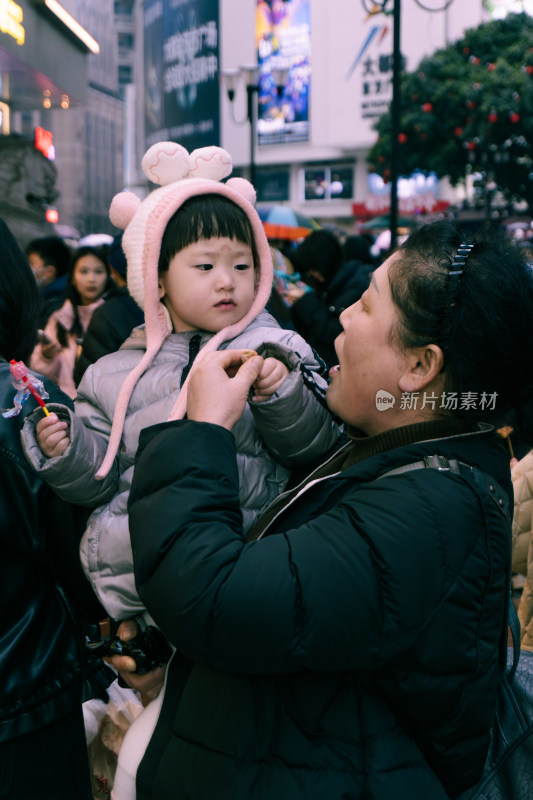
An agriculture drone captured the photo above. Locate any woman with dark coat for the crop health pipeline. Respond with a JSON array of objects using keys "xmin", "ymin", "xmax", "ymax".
[
  {"xmin": 74, "ymin": 234, "xmax": 144, "ymax": 385},
  {"xmin": 111, "ymin": 220, "xmax": 533, "ymax": 800},
  {"xmin": 0, "ymin": 218, "xmax": 94, "ymax": 799}
]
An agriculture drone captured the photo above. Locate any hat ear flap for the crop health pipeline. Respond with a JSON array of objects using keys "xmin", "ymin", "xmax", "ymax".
[{"xmin": 109, "ymin": 192, "xmax": 141, "ymax": 230}]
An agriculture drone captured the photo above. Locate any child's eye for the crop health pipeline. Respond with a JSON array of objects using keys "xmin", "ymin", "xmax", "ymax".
[
  {"xmin": 196, "ymin": 263, "xmax": 213, "ymax": 271},
  {"xmin": 235, "ymin": 263, "xmax": 251, "ymax": 271}
]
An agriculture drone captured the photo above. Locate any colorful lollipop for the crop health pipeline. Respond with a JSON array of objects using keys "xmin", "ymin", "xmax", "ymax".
[{"xmin": 2, "ymin": 359, "xmax": 50, "ymax": 418}]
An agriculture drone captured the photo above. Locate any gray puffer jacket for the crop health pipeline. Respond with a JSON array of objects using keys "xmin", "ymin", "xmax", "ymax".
[{"xmin": 21, "ymin": 311, "xmax": 341, "ymax": 621}]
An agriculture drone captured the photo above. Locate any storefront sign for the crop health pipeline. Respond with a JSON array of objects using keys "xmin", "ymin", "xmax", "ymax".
[{"xmin": 0, "ymin": 0, "xmax": 24, "ymax": 45}]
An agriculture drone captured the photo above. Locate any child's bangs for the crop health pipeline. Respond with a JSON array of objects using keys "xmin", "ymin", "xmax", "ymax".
[{"xmin": 159, "ymin": 194, "xmax": 259, "ymax": 271}]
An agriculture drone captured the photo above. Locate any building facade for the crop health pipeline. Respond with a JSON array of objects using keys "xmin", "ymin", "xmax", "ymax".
[{"xmin": 126, "ymin": 0, "xmax": 500, "ymax": 231}]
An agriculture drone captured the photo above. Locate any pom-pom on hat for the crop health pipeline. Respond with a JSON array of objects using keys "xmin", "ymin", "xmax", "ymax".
[{"xmin": 96, "ymin": 141, "xmax": 273, "ymax": 478}]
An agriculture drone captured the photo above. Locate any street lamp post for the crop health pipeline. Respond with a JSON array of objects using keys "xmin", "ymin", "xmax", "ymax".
[
  {"xmin": 221, "ymin": 64, "xmax": 289, "ymax": 187},
  {"xmin": 221, "ymin": 65, "xmax": 260, "ymax": 187},
  {"xmin": 363, "ymin": 0, "xmax": 457, "ymax": 248}
]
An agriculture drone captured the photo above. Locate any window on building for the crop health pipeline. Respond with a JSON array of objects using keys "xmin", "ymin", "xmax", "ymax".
[
  {"xmin": 256, "ymin": 169, "xmax": 290, "ymax": 202},
  {"xmin": 301, "ymin": 165, "xmax": 354, "ymax": 201},
  {"xmin": 114, "ymin": 1, "xmax": 134, "ymax": 15},
  {"xmin": 119, "ymin": 65, "xmax": 133, "ymax": 84},
  {"xmin": 118, "ymin": 32, "xmax": 134, "ymax": 49}
]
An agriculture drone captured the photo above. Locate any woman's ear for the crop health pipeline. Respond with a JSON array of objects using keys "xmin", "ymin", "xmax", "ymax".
[{"xmin": 399, "ymin": 344, "xmax": 444, "ymax": 394}]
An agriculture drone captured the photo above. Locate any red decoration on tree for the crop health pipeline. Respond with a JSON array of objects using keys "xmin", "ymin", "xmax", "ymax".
[
  {"xmin": 488, "ymin": 62, "xmax": 496, "ymax": 71},
  {"xmin": 488, "ymin": 111, "xmax": 498, "ymax": 123},
  {"xmin": 454, "ymin": 127, "xmax": 463, "ymax": 137},
  {"xmin": 466, "ymin": 141, "xmax": 476, "ymax": 150},
  {"xmin": 463, "ymin": 46, "xmax": 470, "ymax": 55},
  {"xmin": 524, "ymin": 65, "xmax": 533, "ymax": 75},
  {"xmin": 467, "ymin": 100, "xmax": 476, "ymax": 109},
  {"xmin": 398, "ymin": 133, "xmax": 407, "ymax": 143},
  {"xmin": 510, "ymin": 111, "xmax": 520, "ymax": 123},
  {"xmin": 469, "ymin": 55, "xmax": 480, "ymax": 65},
  {"xmin": 421, "ymin": 102, "xmax": 433, "ymax": 113}
]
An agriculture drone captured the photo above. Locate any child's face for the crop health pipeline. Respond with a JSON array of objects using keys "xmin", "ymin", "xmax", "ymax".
[
  {"xmin": 72, "ymin": 255, "xmax": 108, "ymax": 306},
  {"xmin": 159, "ymin": 237, "xmax": 256, "ymax": 333}
]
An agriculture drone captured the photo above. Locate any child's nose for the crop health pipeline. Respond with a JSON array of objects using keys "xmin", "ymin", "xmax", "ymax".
[{"xmin": 217, "ymin": 269, "xmax": 235, "ymax": 289}]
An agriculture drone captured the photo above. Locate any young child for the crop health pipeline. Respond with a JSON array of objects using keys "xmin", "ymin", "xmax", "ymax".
[
  {"xmin": 21, "ymin": 141, "xmax": 342, "ymax": 626},
  {"xmin": 30, "ymin": 246, "xmax": 114, "ymax": 399}
]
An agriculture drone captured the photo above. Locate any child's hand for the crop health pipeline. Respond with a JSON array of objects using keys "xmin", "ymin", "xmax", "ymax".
[
  {"xmin": 251, "ymin": 357, "xmax": 289, "ymax": 402},
  {"xmin": 36, "ymin": 413, "xmax": 71, "ymax": 458}
]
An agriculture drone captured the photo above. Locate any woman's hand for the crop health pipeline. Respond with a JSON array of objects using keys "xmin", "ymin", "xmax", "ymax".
[
  {"xmin": 103, "ymin": 619, "xmax": 167, "ymax": 707},
  {"xmin": 38, "ymin": 330, "xmax": 61, "ymax": 361},
  {"xmin": 187, "ymin": 350, "xmax": 264, "ymax": 429}
]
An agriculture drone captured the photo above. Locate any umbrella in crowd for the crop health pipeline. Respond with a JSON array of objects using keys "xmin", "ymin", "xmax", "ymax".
[
  {"xmin": 257, "ymin": 205, "xmax": 320, "ymax": 241},
  {"xmin": 360, "ymin": 214, "xmax": 416, "ymax": 231}
]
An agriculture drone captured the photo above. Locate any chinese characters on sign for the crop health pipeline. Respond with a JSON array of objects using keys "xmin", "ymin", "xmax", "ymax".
[{"xmin": 144, "ymin": 0, "xmax": 220, "ymax": 152}]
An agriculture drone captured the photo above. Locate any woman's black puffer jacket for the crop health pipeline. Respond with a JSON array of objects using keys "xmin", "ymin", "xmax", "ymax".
[{"xmin": 129, "ymin": 419, "xmax": 511, "ymax": 800}]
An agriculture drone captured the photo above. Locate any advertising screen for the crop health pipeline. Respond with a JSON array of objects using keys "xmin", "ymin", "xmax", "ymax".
[
  {"xmin": 144, "ymin": 0, "xmax": 220, "ymax": 153},
  {"xmin": 256, "ymin": 0, "xmax": 310, "ymax": 146}
]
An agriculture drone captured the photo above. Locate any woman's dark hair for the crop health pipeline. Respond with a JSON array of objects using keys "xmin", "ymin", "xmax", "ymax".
[
  {"xmin": 0, "ymin": 217, "xmax": 40, "ymax": 363},
  {"xmin": 389, "ymin": 218, "xmax": 533, "ymax": 442},
  {"xmin": 25, "ymin": 235, "xmax": 71, "ymax": 277},
  {"xmin": 343, "ymin": 234, "xmax": 373, "ymax": 265},
  {"xmin": 289, "ymin": 229, "xmax": 342, "ymax": 288},
  {"xmin": 60, "ymin": 246, "xmax": 113, "ymax": 345},
  {"xmin": 158, "ymin": 194, "xmax": 259, "ymax": 274}
]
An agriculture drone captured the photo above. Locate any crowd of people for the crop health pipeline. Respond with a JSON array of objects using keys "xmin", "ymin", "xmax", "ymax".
[{"xmin": 3, "ymin": 139, "xmax": 533, "ymax": 800}]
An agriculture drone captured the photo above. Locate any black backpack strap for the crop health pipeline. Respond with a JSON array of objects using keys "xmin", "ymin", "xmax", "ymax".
[{"xmin": 376, "ymin": 454, "xmax": 518, "ymax": 676}]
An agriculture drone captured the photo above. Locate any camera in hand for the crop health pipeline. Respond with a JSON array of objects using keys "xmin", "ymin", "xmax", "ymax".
[{"xmin": 86, "ymin": 622, "xmax": 172, "ymax": 674}]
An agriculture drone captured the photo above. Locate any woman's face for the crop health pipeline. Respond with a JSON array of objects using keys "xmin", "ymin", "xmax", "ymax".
[
  {"xmin": 327, "ymin": 254, "xmax": 411, "ymax": 435},
  {"xmin": 72, "ymin": 254, "xmax": 108, "ymax": 306}
]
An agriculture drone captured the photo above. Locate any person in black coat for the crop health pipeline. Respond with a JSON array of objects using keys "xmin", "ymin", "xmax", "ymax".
[
  {"xmin": 0, "ymin": 218, "xmax": 97, "ymax": 799},
  {"xmin": 108, "ymin": 219, "xmax": 533, "ymax": 799},
  {"xmin": 74, "ymin": 233, "xmax": 144, "ymax": 385},
  {"xmin": 280, "ymin": 230, "xmax": 376, "ymax": 368}
]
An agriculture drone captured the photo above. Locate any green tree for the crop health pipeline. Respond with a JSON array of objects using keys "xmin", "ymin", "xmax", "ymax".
[{"xmin": 367, "ymin": 12, "xmax": 533, "ymax": 214}]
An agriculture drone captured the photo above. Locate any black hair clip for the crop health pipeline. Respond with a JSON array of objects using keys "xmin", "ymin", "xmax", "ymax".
[
  {"xmin": 444, "ymin": 241, "xmax": 474, "ymax": 311},
  {"xmin": 439, "ymin": 241, "xmax": 474, "ymax": 368}
]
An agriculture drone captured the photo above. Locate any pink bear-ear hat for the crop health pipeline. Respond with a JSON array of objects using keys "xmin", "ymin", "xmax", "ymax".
[
  {"xmin": 96, "ymin": 140, "xmax": 273, "ymax": 479},
  {"xmin": 109, "ymin": 192, "xmax": 141, "ymax": 230}
]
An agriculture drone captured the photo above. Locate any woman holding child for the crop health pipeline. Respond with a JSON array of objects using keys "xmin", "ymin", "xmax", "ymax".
[{"xmin": 108, "ymin": 218, "xmax": 533, "ymax": 799}]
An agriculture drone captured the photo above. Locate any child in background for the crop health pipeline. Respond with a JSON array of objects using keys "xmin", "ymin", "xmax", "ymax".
[
  {"xmin": 21, "ymin": 141, "xmax": 342, "ymax": 628},
  {"xmin": 30, "ymin": 246, "xmax": 114, "ymax": 398}
]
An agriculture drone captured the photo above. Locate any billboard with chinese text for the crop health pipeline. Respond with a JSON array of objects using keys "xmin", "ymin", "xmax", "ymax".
[{"xmin": 144, "ymin": 0, "xmax": 220, "ymax": 153}]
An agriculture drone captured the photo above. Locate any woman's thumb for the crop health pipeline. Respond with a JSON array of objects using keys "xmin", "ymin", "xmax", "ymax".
[{"xmin": 237, "ymin": 354, "xmax": 264, "ymax": 384}]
